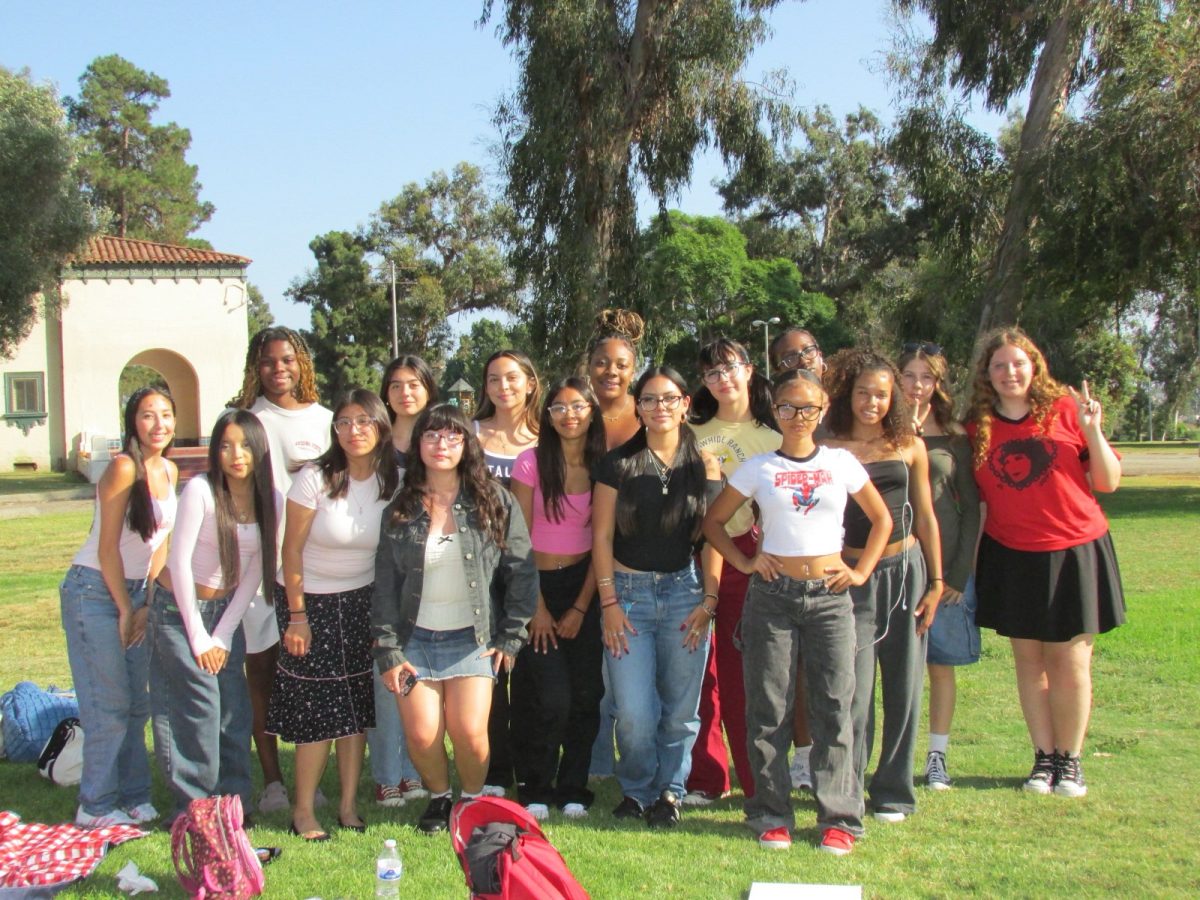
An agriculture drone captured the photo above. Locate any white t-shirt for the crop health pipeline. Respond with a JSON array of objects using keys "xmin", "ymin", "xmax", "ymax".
[
  {"xmin": 285, "ymin": 464, "xmax": 389, "ymax": 593},
  {"xmin": 726, "ymin": 447, "xmax": 869, "ymax": 557},
  {"xmin": 167, "ymin": 476, "xmax": 282, "ymax": 656},
  {"xmin": 249, "ymin": 396, "xmax": 332, "ymax": 498}
]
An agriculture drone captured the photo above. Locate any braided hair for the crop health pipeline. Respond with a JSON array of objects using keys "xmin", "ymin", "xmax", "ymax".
[
  {"xmin": 229, "ymin": 326, "xmax": 321, "ymax": 408},
  {"xmin": 584, "ymin": 308, "xmax": 645, "ymax": 370}
]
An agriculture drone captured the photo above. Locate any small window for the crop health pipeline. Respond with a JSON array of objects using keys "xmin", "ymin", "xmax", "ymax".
[{"xmin": 4, "ymin": 372, "xmax": 46, "ymax": 417}]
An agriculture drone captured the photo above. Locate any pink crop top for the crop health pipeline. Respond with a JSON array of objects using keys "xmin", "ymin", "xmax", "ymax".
[{"xmin": 511, "ymin": 448, "xmax": 593, "ymax": 555}]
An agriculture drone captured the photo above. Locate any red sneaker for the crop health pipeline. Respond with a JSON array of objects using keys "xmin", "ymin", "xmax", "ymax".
[
  {"xmin": 759, "ymin": 826, "xmax": 792, "ymax": 850},
  {"xmin": 375, "ymin": 784, "xmax": 404, "ymax": 807},
  {"xmin": 820, "ymin": 827, "xmax": 855, "ymax": 856}
]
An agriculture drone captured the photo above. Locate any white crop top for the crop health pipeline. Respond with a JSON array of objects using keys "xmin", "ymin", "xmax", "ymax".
[
  {"xmin": 284, "ymin": 464, "xmax": 390, "ymax": 593},
  {"xmin": 72, "ymin": 465, "xmax": 177, "ymax": 579},
  {"xmin": 415, "ymin": 531, "xmax": 474, "ymax": 631},
  {"xmin": 167, "ymin": 476, "xmax": 282, "ymax": 656},
  {"xmin": 726, "ymin": 447, "xmax": 869, "ymax": 557}
]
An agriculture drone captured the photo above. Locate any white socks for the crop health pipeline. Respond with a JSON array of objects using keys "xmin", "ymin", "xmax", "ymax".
[{"xmin": 929, "ymin": 733, "xmax": 949, "ymax": 754}]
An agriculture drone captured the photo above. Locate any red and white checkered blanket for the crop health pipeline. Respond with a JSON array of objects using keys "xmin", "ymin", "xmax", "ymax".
[{"xmin": 0, "ymin": 810, "xmax": 146, "ymax": 889}]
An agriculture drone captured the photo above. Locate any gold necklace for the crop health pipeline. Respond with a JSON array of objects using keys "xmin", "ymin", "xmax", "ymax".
[{"xmin": 602, "ymin": 395, "xmax": 631, "ymax": 423}]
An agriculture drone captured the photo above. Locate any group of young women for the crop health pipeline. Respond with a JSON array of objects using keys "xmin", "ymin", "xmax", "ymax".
[{"xmin": 59, "ymin": 315, "xmax": 1125, "ymax": 857}]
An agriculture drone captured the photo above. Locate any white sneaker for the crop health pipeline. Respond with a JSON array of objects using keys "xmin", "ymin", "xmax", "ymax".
[
  {"xmin": 481, "ymin": 784, "xmax": 507, "ymax": 797},
  {"xmin": 258, "ymin": 781, "xmax": 289, "ymax": 813},
  {"xmin": 873, "ymin": 810, "xmax": 907, "ymax": 823},
  {"xmin": 525, "ymin": 803, "xmax": 550, "ymax": 821},
  {"xmin": 125, "ymin": 803, "xmax": 159, "ymax": 823},
  {"xmin": 789, "ymin": 752, "xmax": 813, "ymax": 790},
  {"xmin": 562, "ymin": 803, "xmax": 588, "ymax": 820},
  {"xmin": 76, "ymin": 807, "xmax": 137, "ymax": 829}
]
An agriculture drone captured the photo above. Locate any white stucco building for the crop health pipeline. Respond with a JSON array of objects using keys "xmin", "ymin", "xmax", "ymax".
[{"xmin": 1, "ymin": 236, "xmax": 252, "ymax": 475}]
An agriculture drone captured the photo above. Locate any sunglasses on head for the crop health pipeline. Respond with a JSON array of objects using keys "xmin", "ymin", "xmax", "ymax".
[{"xmin": 903, "ymin": 341, "xmax": 943, "ymax": 357}]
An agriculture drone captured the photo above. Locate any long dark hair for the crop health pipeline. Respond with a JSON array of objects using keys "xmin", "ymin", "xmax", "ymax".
[
  {"xmin": 473, "ymin": 349, "xmax": 541, "ymax": 435},
  {"xmin": 536, "ymin": 377, "xmax": 607, "ymax": 523},
  {"xmin": 614, "ymin": 366, "xmax": 708, "ymax": 539},
  {"xmin": 206, "ymin": 409, "xmax": 278, "ymax": 599},
  {"xmin": 228, "ymin": 326, "xmax": 320, "ymax": 408},
  {"xmin": 378, "ymin": 355, "xmax": 439, "ymax": 423},
  {"xmin": 823, "ymin": 348, "xmax": 915, "ymax": 449},
  {"xmin": 391, "ymin": 404, "xmax": 508, "ymax": 548},
  {"xmin": 123, "ymin": 386, "xmax": 176, "ymax": 542},
  {"xmin": 311, "ymin": 390, "xmax": 398, "ymax": 500},
  {"xmin": 689, "ymin": 337, "xmax": 778, "ymax": 430}
]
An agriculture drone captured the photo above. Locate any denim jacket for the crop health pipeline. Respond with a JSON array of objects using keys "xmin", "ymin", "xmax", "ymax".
[{"xmin": 371, "ymin": 483, "xmax": 536, "ymax": 673}]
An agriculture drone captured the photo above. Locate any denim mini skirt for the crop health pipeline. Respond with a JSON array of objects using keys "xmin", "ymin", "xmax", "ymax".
[{"xmin": 404, "ymin": 626, "xmax": 496, "ymax": 682}]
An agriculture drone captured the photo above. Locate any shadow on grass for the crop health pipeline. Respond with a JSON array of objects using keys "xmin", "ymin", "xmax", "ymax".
[{"xmin": 1098, "ymin": 483, "xmax": 1200, "ymax": 519}]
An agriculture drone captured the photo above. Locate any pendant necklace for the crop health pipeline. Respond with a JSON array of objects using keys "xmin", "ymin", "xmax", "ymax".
[
  {"xmin": 649, "ymin": 449, "xmax": 673, "ymax": 495},
  {"xmin": 349, "ymin": 477, "xmax": 371, "ymax": 515},
  {"xmin": 603, "ymin": 395, "xmax": 631, "ymax": 423}
]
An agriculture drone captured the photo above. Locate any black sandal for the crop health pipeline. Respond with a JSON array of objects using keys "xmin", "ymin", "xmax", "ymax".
[
  {"xmin": 254, "ymin": 846, "xmax": 282, "ymax": 866},
  {"xmin": 338, "ymin": 816, "xmax": 367, "ymax": 833},
  {"xmin": 288, "ymin": 822, "xmax": 330, "ymax": 842}
]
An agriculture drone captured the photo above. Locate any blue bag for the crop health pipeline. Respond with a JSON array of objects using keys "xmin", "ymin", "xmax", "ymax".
[{"xmin": 0, "ymin": 682, "xmax": 79, "ymax": 763}]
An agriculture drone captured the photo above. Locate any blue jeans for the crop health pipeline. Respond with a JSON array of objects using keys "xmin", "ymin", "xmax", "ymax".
[
  {"xmin": 59, "ymin": 564, "xmax": 152, "ymax": 815},
  {"xmin": 148, "ymin": 586, "xmax": 252, "ymax": 816},
  {"xmin": 605, "ymin": 564, "xmax": 708, "ymax": 807},
  {"xmin": 740, "ymin": 575, "xmax": 863, "ymax": 836},
  {"xmin": 368, "ymin": 667, "xmax": 419, "ymax": 785}
]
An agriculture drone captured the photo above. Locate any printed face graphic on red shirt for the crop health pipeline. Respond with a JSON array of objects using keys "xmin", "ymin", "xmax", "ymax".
[
  {"xmin": 775, "ymin": 468, "xmax": 832, "ymax": 515},
  {"xmin": 990, "ymin": 437, "xmax": 1057, "ymax": 490}
]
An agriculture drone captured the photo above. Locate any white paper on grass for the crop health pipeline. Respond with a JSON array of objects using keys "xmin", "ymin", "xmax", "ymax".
[{"xmin": 748, "ymin": 883, "xmax": 862, "ymax": 899}]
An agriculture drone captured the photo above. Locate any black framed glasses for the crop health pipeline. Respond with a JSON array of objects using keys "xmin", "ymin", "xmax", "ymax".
[
  {"xmin": 773, "ymin": 403, "xmax": 823, "ymax": 422},
  {"xmin": 637, "ymin": 394, "xmax": 684, "ymax": 411},
  {"xmin": 779, "ymin": 345, "xmax": 822, "ymax": 370},
  {"xmin": 902, "ymin": 341, "xmax": 943, "ymax": 356}
]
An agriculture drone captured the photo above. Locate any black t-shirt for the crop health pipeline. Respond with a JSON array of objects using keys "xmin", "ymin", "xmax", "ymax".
[{"xmin": 593, "ymin": 445, "xmax": 721, "ymax": 572}]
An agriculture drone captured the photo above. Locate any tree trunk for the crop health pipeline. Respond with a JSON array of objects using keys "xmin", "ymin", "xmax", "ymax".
[{"xmin": 975, "ymin": 4, "xmax": 1084, "ymax": 336}]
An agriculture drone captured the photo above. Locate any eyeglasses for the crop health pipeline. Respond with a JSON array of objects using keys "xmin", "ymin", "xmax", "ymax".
[
  {"xmin": 701, "ymin": 363, "xmax": 745, "ymax": 385},
  {"xmin": 549, "ymin": 402, "xmax": 592, "ymax": 418},
  {"xmin": 902, "ymin": 341, "xmax": 943, "ymax": 356},
  {"xmin": 778, "ymin": 345, "xmax": 822, "ymax": 370},
  {"xmin": 774, "ymin": 403, "xmax": 823, "ymax": 422},
  {"xmin": 420, "ymin": 430, "xmax": 465, "ymax": 447},
  {"xmin": 637, "ymin": 394, "xmax": 684, "ymax": 411},
  {"xmin": 333, "ymin": 415, "xmax": 374, "ymax": 434}
]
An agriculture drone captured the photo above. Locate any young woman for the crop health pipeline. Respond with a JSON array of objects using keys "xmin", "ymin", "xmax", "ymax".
[
  {"xmin": 473, "ymin": 349, "xmax": 541, "ymax": 795},
  {"xmin": 230, "ymin": 326, "xmax": 332, "ymax": 814},
  {"xmin": 380, "ymin": 354, "xmax": 439, "ymax": 465},
  {"xmin": 768, "ymin": 325, "xmax": 826, "ymax": 790},
  {"xmin": 584, "ymin": 308, "xmax": 644, "ymax": 780},
  {"xmin": 898, "ymin": 343, "xmax": 982, "ymax": 790},
  {"xmin": 509, "ymin": 378, "xmax": 608, "ymax": 821},
  {"xmin": 61, "ymin": 387, "xmax": 177, "ymax": 828},
  {"xmin": 267, "ymin": 390, "xmax": 398, "ymax": 841},
  {"xmin": 150, "ymin": 410, "xmax": 278, "ymax": 821},
  {"xmin": 369, "ymin": 355, "xmax": 439, "ymax": 807},
  {"xmin": 586, "ymin": 308, "xmax": 644, "ymax": 449},
  {"xmin": 703, "ymin": 369, "xmax": 890, "ymax": 856},
  {"xmin": 965, "ymin": 328, "xmax": 1123, "ymax": 797},
  {"xmin": 592, "ymin": 367, "xmax": 723, "ymax": 828},
  {"xmin": 822, "ymin": 349, "xmax": 943, "ymax": 823},
  {"xmin": 372, "ymin": 404, "xmax": 537, "ymax": 835},
  {"xmin": 684, "ymin": 338, "xmax": 781, "ymax": 807}
]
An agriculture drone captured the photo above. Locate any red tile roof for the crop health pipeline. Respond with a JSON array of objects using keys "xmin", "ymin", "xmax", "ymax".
[{"xmin": 75, "ymin": 236, "xmax": 251, "ymax": 266}]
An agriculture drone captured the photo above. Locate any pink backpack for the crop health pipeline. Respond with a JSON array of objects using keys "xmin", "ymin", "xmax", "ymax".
[
  {"xmin": 170, "ymin": 795, "xmax": 264, "ymax": 899},
  {"xmin": 451, "ymin": 797, "xmax": 589, "ymax": 899}
]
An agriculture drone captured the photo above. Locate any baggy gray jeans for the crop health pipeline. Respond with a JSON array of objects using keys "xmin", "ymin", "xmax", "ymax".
[{"xmin": 740, "ymin": 574, "xmax": 863, "ymax": 837}]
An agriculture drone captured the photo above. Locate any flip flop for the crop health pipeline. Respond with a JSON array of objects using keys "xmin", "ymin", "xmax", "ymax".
[
  {"xmin": 338, "ymin": 816, "xmax": 367, "ymax": 833},
  {"xmin": 288, "ymin": 822, "xmax": 330, "ymax": 842}
]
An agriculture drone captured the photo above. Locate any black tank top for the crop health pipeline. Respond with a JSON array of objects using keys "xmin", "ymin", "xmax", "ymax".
[{"xmin": 843, "ymin": 458, "xmax": 909, "ymax": 547}]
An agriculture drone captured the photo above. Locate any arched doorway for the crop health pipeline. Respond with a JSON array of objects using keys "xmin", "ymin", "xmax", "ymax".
[{"xmin": 121, "ymin": 349, "xmax": 201, "ymax": 445}]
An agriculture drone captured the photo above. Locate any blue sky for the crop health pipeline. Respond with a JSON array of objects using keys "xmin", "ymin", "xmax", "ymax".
[{"xmin": 3, "ymin": 1, "xmax": 1005, "ymax": 333}]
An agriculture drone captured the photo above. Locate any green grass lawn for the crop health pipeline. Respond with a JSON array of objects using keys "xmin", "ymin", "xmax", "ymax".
[
  {"xmin": 2, "ymin": 478, "xmax": 1198, "ymax": 897},
  {"xmin": 0, "ymin": 470, "xmax": 88, "ymax": 496}
]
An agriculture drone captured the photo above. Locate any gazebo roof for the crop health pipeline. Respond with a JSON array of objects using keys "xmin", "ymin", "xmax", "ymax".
[{"xmin": 447, "ymin": 378, "xmax": 475, "ymax": 393}]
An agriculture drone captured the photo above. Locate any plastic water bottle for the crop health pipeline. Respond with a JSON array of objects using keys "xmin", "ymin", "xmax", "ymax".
[{"xmin": 375, "ymin": 838, "xmax": 402, "ymax": 898}]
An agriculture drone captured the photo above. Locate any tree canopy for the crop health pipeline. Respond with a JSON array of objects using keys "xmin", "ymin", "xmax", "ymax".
[
  {"xmin": 66, "ymin": 54, "xmax": 213, "ymax": 243},
  {"xmin": 0, "ymin": 67, "xmax": 94, "ymax": 358}
]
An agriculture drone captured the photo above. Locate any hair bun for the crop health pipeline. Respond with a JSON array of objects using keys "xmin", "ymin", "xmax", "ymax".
[{"xmin": 594, "ymin": 308, "xmax": 645, "ymax": 346}]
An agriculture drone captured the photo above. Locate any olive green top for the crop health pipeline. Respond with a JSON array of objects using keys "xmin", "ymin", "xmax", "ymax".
[{"xmin": 923, "ymin": 433, "xmax": 981, "ymax": 591}]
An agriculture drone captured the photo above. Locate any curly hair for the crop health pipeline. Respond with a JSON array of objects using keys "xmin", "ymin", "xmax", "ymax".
[
  {"xmin": 966, "ymin": 327, "xmax": 1065, "ymax": 468},
  {"xmin": 823, "ymin": 348, "xmax": 915, "ymax": 448},
  {"xmin": 897, "ymin": 346, "xmax": 960, "ymax": 434},
  {"xmin": 228, "ymin": 326, "xmax": 321, "ymax": 408},
  {"xmin": 585, "ymin": 308, "xmax": 645, "ymax": 367},
  {"xmin": 391, "ymin": 404, "xmax": 509, "ymax": 548}
]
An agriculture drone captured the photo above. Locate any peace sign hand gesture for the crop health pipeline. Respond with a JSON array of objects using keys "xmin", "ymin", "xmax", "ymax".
[{"xmin": 1067, "ymin": 380, "xmax": 1102, "ymax": 431}]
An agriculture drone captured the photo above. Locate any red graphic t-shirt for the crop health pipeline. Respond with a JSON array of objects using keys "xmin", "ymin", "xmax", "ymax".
[{"xmin": 967, "ymin": 396, "xmax": 1113, "ymax": 552}]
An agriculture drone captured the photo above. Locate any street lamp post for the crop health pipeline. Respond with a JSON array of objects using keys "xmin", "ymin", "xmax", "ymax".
[{"xmin": 751, "ymin": 317, "xmax": 781, "ymax": 374}]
